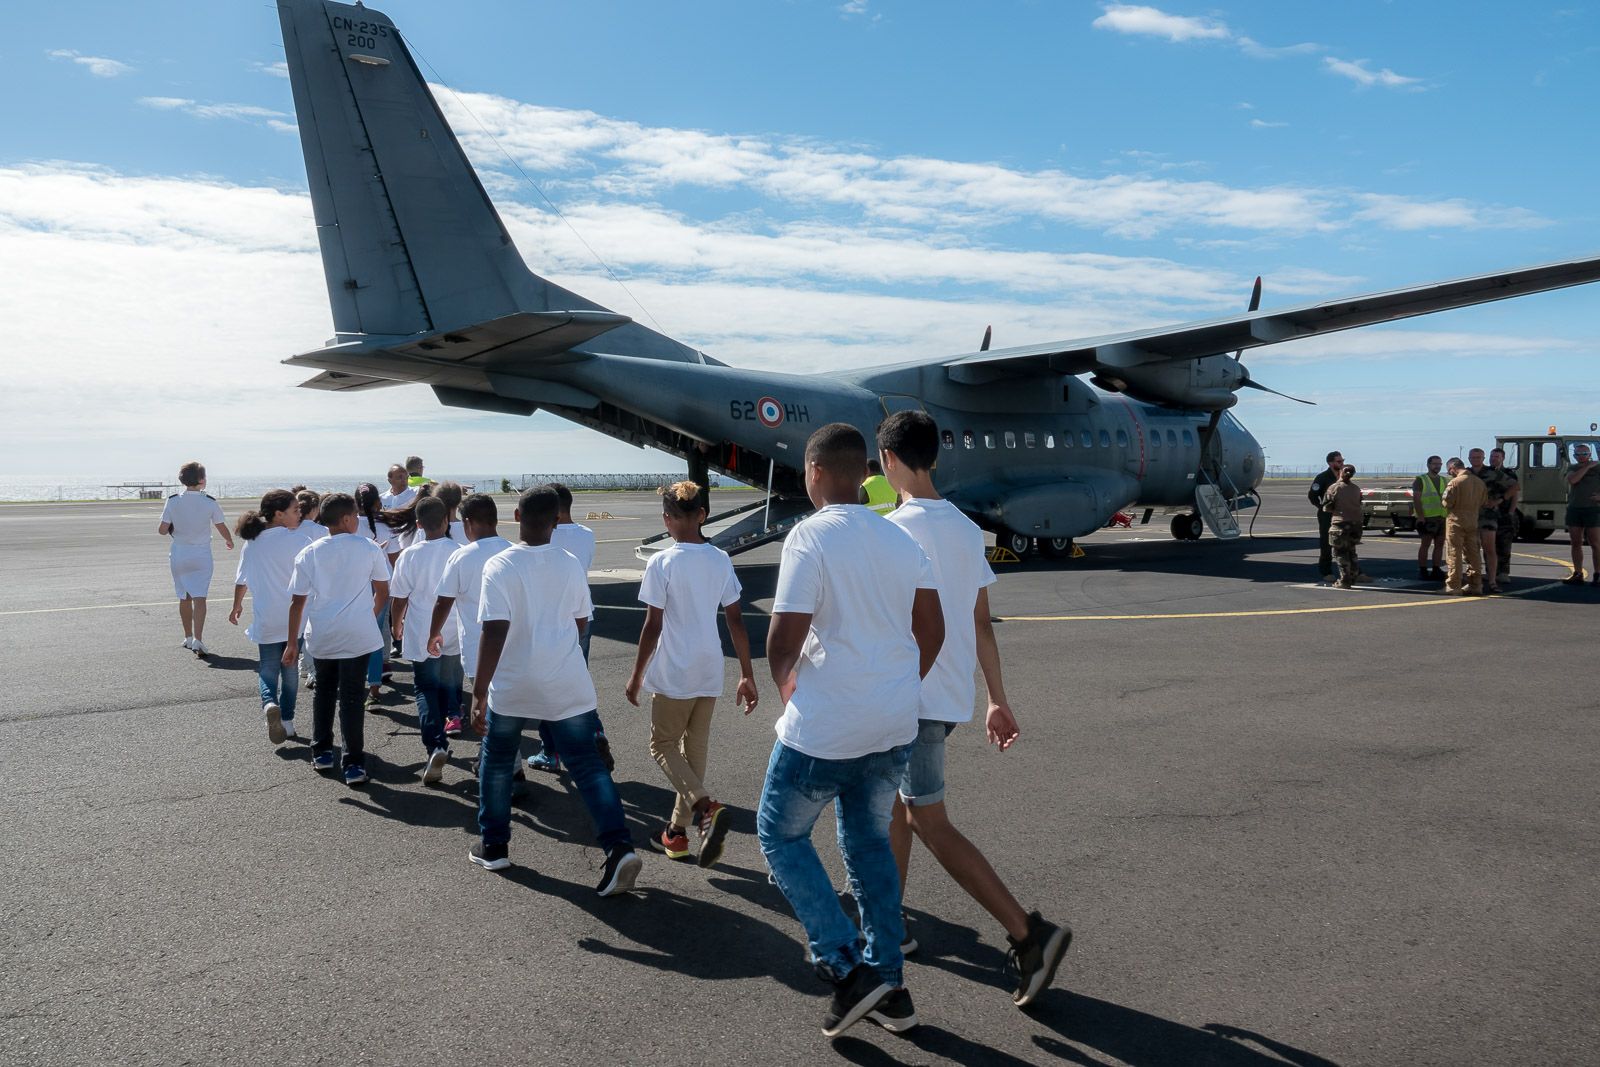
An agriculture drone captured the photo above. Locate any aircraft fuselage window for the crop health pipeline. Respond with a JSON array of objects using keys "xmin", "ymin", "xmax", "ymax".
[
  {"xmin": 1004, "ymin": 431, "xmax": 1017, "ymax": 449},
  {"xmin": 942, "ymin": 430, "xmax": 955, "ymax": 450},
  {"xmin": 1099, "ymin": 430, "xmax": 1111, "ymax": 448},
  {"xmin": 1081, "ymin": 430, "xmax": 1093, "ymax": 448},
  {"xmin": 1045, "ymin": 434, "xmax": 1055, "ymax": 448},
  {"xmin": 1151, "ymin": 432, "xmax": 1161, "ymax": 450},
  {"xmin": 1166, "ymin": 430, "xmax": 1177, "ymax": 447},
  {"xmin": 984, "ymin": 432, "xmax": 996, "ymax": 449},
  {"xmin": 1024, "ymin": 432, "xmax": 1036, "ymax": 448},
  {"xmin": 1116, "ymin": 429, "xmax": 1129, "ymax": 448},
  {"xmin": 963, "ymin": 431, "xmax": 975, "ymax": 449},
  {"xmin": 1061, "ymin": 432, "xmax": 1073, "ymax": 448},
  {"xmin": 1182, "ymin": 429, "xmax": 1194, "ymax": 447}
]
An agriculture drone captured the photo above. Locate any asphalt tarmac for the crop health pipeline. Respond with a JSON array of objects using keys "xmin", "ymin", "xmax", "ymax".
[{"xmin": 2, "ymin": 483, "xmax": 1596, "ymax": 1066}]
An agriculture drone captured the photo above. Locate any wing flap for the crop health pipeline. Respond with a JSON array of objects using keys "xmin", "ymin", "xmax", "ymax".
[{"xmin": 296, "ymin": 370, "xmax": 404, "ymax": 392}]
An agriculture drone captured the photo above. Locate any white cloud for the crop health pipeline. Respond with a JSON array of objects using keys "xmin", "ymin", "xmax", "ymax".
[
  {"xmin": 254, "ymin": 60, "xmax": 290, "ymax": 79},
  {"xmin": 1354, "ymin": 194, "xmax": 1544, "ymax": 231},
  {"xmin": 1323, "ymin": 56, "xmax": 1423, "ymax": 89},
  {"xmin": 139, "ymin": 96, "xmax": 292, "ymax": 123},
  {"xmin": 438, "ymin": 90, "xmax": 1522, "ymax": 240},
  {"xmin": 47, "ymin": 49, "xmax": 133, "ymax": 78},
  {"xmin": 1249, "ymin": 119, "xmax": 1289, "ymax": 129},
  {"xmin": 1092, "ymin": 5, "xmax": 1228, "ymax": 42}
]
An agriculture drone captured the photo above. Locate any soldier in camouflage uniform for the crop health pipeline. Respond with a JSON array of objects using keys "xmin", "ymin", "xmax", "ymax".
[
  {"xmin": 1489, "ymin": 447, "xmax": 1520, "ymax": 580},
  {"xmin": 1322, "ymin": 464, "xmax": 1367, "ymax": 588},
  {"xmin": 1469, "ymin": 448, "xmax": 1512, "ymax": 594}
]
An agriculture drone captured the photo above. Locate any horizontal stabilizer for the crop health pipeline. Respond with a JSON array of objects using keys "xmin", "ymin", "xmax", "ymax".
[{"xmin": 297, "ymin": 370, "xmax": 404, "ymax": 392}]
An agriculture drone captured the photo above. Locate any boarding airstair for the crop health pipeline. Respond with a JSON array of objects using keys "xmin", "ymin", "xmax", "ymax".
[
  {"xmin": 1194, "ymin": 482, "xmax": 1241, "ymax": 539},
  {"xmin": 635, "ymin": 495, "xmax": 813, "ymax": 561}
]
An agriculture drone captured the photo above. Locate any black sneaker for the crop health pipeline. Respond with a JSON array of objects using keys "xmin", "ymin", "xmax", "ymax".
[
  {"xmin": 1007, "ymin": 912, "xmax": 1072, "ymax": 1008},
  {"xmin": 595, "ymin": 846, "xmax": 641, "ymax": 897},
  {"xmin": 900, "ymin": 911, "xmax": 918, "ymax": 955},
  {"xmin": 1563, "ymin": 572, "xmax": 1587, "ymax": 585},
  {"xmin": 864, "ymin": 986, "xmax": 917, "ymax": 1033},
  {"xmin": 822, "ymin": 964, "xmax": 894, "ymax": 1038},
  {"xmin": 469, "ymin": 841, "xmax": 510, "ymax": 872},
  {"xmin": 595, "ymin": 733, "xmax": 616, "ymax": 773}
]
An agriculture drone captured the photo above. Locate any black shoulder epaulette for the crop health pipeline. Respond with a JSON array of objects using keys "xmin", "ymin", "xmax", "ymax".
[
  {"xmin": 168, "ymin": 492, "xmax": 179, "ymax": 499},
  {"xmin": 205, "ymin": 493, "xmax": 217, "ymax": 501}
]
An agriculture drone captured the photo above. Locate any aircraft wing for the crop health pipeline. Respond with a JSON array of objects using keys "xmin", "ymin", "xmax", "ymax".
[
  {"xmin": 942, "ymin": 253, "xmax": 1600, "ymax": 381},
  {"xmin": 296, "ymin": 370, "xmax": 404, "ymax": 392}
]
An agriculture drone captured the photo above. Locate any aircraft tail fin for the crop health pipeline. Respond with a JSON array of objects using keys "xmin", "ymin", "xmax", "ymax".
[{"xmin": 276, "ymin": 0, "xmax": 704, "ymax": 361}]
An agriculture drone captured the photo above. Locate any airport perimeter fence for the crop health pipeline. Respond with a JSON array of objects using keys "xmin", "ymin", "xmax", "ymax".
[
  {"xmin": 1265, "ymin": 464, "xmax": 1421, "ymax": 481},
  {"xmin": 516, "ymin": 473, "xmax": 739, "ymax": 491}
]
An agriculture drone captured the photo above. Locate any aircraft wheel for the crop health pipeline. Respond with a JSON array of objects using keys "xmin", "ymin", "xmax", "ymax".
[
  {"xmin": 1043, "ymin": 537, "xmax": 1075, "ymax": 558},
  {"xmin": 1171, "ymin": 513, "xmax": 1203, "ymax": 541},
  {"xmin": 1002, "ymin": 531, "xmax": 1036, "ymax": 557}
]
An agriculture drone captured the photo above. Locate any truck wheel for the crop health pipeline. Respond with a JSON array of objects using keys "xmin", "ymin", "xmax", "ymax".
[
  {"xmin": 1043, "ymin": 537, "xmax": 1075, "ymax": 558},
  {"xmin": 1002, "ymin": 531, "xmax": 1035, "ymax": 557}
]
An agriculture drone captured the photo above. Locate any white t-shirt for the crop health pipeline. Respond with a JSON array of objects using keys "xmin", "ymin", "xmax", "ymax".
[
  {"xmin": 390, "ymin": 536, "xmax": 462, "ymax": 661},
  {"xmin": 638, "ymin": 541, "xmax": 741, "ymax": 700},
  {"xmin": 772, "ymin": 504, "xmax": 936, "ymax": 760},
  {"xmin": 361, "ymin": 517, "xmax": 398, "ymax": 556},
  {"xmin": 161, "ymin": 490, "xmax": 224, "ymax": 546},
  {"xmin": 448, "ymin": 519, "xmax": 466, "ymax": 543},
  {"xmin": 551, "ymin": 522, "xmax": 597, "ymax": 618},
  {"xmin": 479, "ymin": 544, "xmax": 595, "ymax": 721},
  {"xmin": 436, "ymin": 535, "xmax": 513, "ymax": 677},
  {"xmin": 888, "ymin": 498, "xmax": 996, "ymax": 724},
  {"xmin": 381, "ymin": 486, "xmax": 418, "ymax": 510},
  {"xmin": 301, "ymin": 520, "xmax": 329, "ymax": 541},
  {"xmin": 288, "ymin": 533, "xmax": 391, "ymax": 659},
  {"xmin": 234, "ymin": 525, "xmax": 314, "ymax": 645}
]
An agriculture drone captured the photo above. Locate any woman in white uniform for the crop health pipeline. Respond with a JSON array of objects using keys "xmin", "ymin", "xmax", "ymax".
[{"xmin": 157, "ymin": 460, "xmax": 233, "ymax": 656}]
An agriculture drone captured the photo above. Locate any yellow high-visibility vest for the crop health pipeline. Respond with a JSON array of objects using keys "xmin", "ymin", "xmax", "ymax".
[
  {"xmin": 861, "ymin": 475, "xmax": 897, "ymax": 515},
  {"xmin": 1415, "ymin": 473, "xmax": 1447, "ymax": 518}
]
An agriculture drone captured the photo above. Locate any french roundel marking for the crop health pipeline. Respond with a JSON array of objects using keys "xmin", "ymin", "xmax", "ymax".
[{"xmin": 757, "ymin": 397, "xmax": 784, "ymax": 427}]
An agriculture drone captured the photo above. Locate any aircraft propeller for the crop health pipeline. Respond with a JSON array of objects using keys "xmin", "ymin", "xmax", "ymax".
[
  {"xmin": 980, "ymin": 325, "xmax": 992, "ymax": 352},
  {"xmin": 1232, "ymin": 276, "xmax": 1314, "ymax": 406}
]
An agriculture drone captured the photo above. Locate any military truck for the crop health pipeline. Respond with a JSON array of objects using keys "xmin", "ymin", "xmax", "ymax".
[{"xmin": 1495, "ymin": 431, "xmax": 1600, "ymax": 541}]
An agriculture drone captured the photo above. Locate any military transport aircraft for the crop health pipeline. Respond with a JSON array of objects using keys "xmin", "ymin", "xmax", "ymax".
[{"xmin": 275, "ymin": 0, "xmax": 1600, "ymax": 558}]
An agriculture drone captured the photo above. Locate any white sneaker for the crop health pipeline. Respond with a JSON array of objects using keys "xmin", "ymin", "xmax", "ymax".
[
  {"xmin": 192, "ymin": 639, "xmax": 209, "ymax": 657},
  {"xmin": 265, "ymin": 703, "xmax": 286, "ymax": 745},
  {"xmin": 182, "ymin": 637, "xmax": 195, "ymax": 650},
  {"xmin": 423, "ymin": 747, "xmax": 449, "ymax": 784},
  {"xmin": 283, "ymin": 721, "xmax": 298, "ymax": 740}
]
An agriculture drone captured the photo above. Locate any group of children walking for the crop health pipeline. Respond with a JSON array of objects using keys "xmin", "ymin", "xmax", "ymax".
[{"xmin": 162, "ymin": 420, "xmax": 1070, "ymax": 1038}]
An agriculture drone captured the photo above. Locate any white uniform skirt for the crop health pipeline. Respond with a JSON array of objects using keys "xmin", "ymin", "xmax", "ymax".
[{"xmin": 169, "ymin": 543, "xmax": 214, "ymax": 599}]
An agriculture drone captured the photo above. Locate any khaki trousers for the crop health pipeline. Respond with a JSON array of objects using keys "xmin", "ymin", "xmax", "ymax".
[
  {"xmin": 1446, "ymin": 518, "xmax": 1483, "ymax": 593},
  {"xmin": 649, "ymin": 694, "xmax": 716, "ymax": 829}
]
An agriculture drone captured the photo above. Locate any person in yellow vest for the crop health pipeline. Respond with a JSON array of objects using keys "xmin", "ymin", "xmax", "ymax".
[
  {"xmin": 1411, "ymin": 455, "xmax": 1448, "ymax": 582},
  {"xmin": 1441, "ymin": 457, "xmax": 1487, "ymax": 596},
  {"xmin": 860, "ymin": 459, "xmax": 898, "ymax": 515},
  {"xmin": 405, "ymin": 455, "xmax": 433, "ymax": 489}
]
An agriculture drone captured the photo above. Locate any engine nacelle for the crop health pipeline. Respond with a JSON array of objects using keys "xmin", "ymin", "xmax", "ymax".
[{"xmin": 1093, "ymin": 354, "xmax": 1245, "ymax": 410}]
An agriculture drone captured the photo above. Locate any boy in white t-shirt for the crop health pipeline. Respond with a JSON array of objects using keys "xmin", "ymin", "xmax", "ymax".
[
  {"xmin": 228, "ymin": 489, "xmax": 312, "ymax": 746},
  {"xmin": 428, "ymin": 493, "xmax": 512, "ymax": 737},
  {"xmin": 759, "ymin": 424, "xmax": 945, "ymax": 1039},
  {"xmin": 529, "ymin": 482, "xmax": 611, "ymax": 773},
  {"xmin": 624, "ymin": 480, "xmax": 758, "ymax": 867},
  {"xmin": 877, "ymin": 410, "xmax": 1072, "ymax": 1008},
  {"xmin": 470, "ymin": 485, "xmax": 641, "ymax": 897},
  {"xmin": 283, "ymin": 493, "xmax": 391, "ymax": 787},
  {"xmin": 389, "ymin": 497, "xmax": 463, "ymax": 784},
  {"xmin": 157, "ymin": 460, "xmax": 233, "ymax": 656}
]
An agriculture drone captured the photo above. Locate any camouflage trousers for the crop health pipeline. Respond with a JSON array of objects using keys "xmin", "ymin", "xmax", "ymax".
[{"xmin": 1329, "ymin": 524, "xmax": 1362, "ymax": 583}]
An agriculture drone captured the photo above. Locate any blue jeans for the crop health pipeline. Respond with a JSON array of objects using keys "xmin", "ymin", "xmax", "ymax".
[
  {"xmin": 537, "ymin": 627, "xmax": 602, "ymax": 759},
  {"xmin": 757, "ymin": 739, "xmax": 912, "ymax": 987},
  {"xmin": 256, "ymin": 641, "xmax": 298, "ymax": 721},
  {"xmin": 479, "ymin": 708, "xmax": 629, "ymax": 852},
  {"xmin": 366, "ymin": 603, "xmax": 390, "ymax": 687},
  {"xmin": 412, "ymin": 656, "xmax": 455, "ymax": 754}
]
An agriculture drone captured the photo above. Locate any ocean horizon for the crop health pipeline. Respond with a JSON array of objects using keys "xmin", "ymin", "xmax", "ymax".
[{"xmin": 0, "ymin": 472, "xmax": 736, "ymax": 503}]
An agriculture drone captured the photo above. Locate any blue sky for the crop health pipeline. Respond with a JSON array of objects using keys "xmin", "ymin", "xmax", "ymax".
[{"xmin": 4, "ymin": 1, "xmax": 1597, "ymax": 479}]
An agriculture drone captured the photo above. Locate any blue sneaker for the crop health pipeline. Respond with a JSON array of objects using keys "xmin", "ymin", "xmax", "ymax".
[
  {"xmin": 343, "ymin": 763, "xmax": 369, "ymax": 786},
  {"xmin": 312, "ymin": 751, "xmax": 337, "ymax": 772},
  {"xmin": 527, "ymin": 750, "xmax": 562, "ymax": 774}
]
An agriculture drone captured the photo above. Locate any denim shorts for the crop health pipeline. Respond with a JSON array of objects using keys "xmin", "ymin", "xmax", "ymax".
[
  {"xmin": 1567, "ymin": 504, "xmax": 1600, "ymax": 530},
  {"xmin": 898, "ymin": 720, "xmax": 957, "ymax": 807}
]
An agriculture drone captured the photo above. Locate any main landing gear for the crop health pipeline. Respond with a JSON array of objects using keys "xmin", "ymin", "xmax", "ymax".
[
  {"xmin": 998, "ymin": 533, "xmax": 1077, "ymax": 559},
  {"xmin": 1170, "ymin": 513, "xmax": 1204, "ymax": 541}
]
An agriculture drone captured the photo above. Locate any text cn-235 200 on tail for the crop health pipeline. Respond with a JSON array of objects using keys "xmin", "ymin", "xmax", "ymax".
[{"xmin": 274, "ymin": 0, "xmax": 1600, "ymax": 559}]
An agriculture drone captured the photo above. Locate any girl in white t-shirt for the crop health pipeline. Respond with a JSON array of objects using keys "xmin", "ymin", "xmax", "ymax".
[
  {"xmin": 624, "ymin": 480, "xmax": 758, "ymax": 867},
  {"xmin": 228, "ymin": 489, "xmax": 310, "ymax": 745}
]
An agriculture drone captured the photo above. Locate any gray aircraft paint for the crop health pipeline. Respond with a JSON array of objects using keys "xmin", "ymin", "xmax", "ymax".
[{"xmin": 274, "ymin": 0, "xmax": 1600, "ymax": 549}]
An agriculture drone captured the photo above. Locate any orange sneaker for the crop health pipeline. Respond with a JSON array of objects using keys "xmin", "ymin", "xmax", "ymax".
[{"xmin": 651, "ymin": 827, "xmax": 690, "ymax": 860}]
